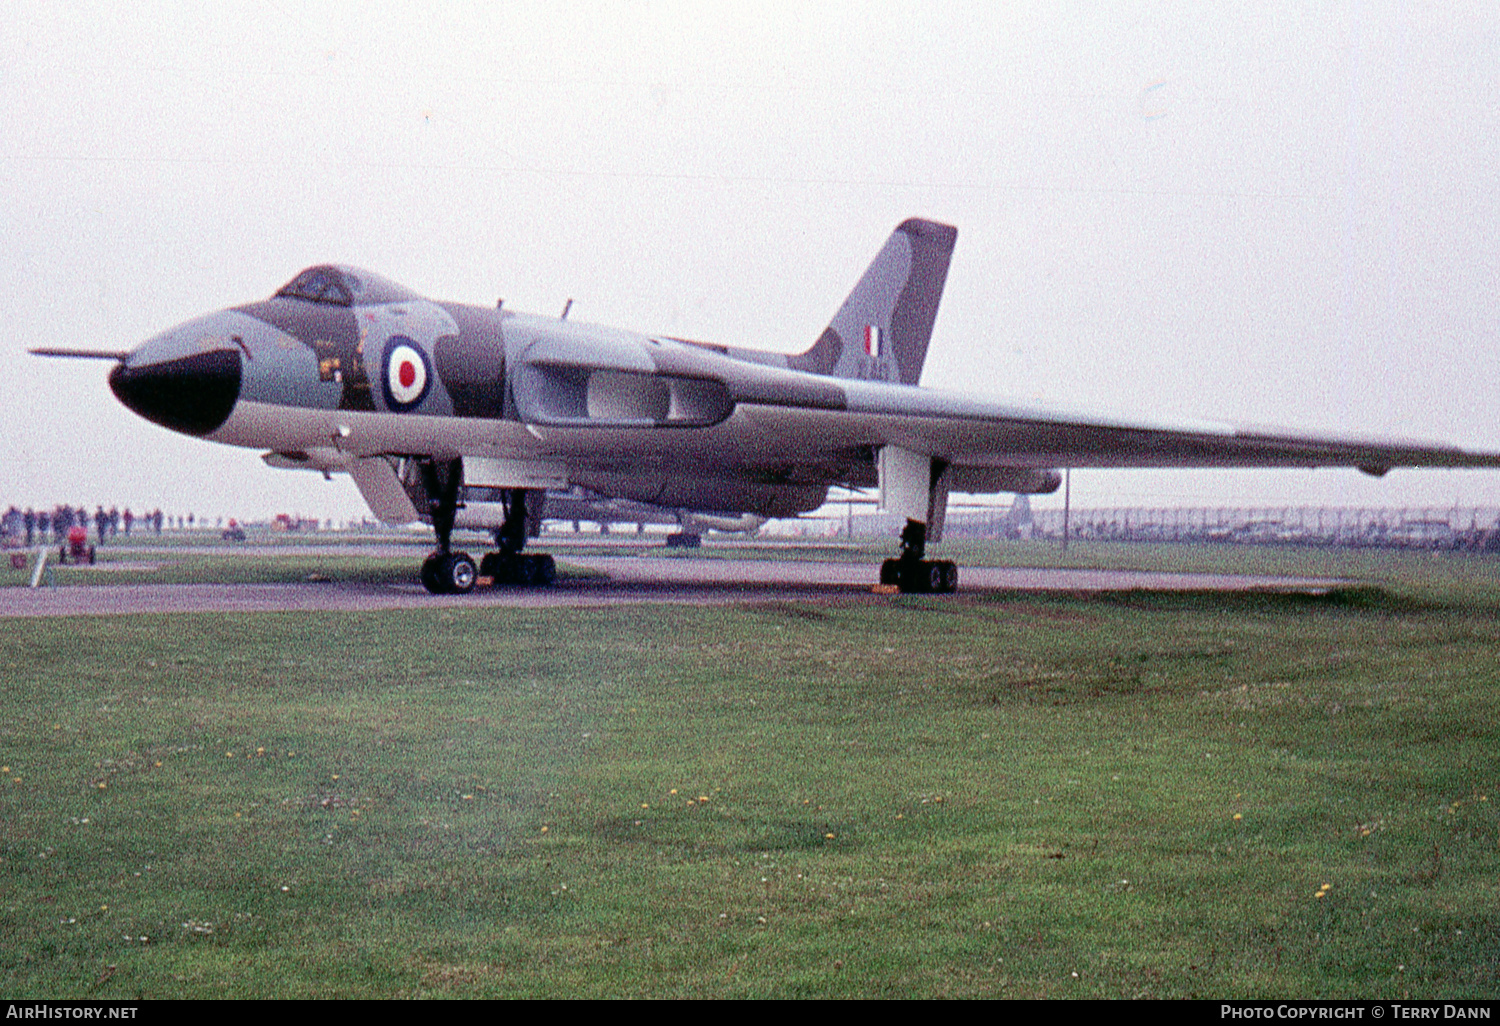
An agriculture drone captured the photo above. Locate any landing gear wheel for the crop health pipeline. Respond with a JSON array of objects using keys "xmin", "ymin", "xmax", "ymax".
[
  {"xmin": 421, "ymin": 553, "xmax": 445, "ymax": 594},
  {"xmin": 512, "ymin": 554, "xmax": 538, "ymax": 586},
  {"xmin": 533, "ymin": 553, "xmax": 557, "ymax": 586},
  {"xmin": 897, "ymin": 561, "xmax": 926, "ymax": 594},
  {"xmin": 894, "ymin": 559, "xmax": 960, "ymax": 595},
  {"xmin": 926, "ymin": 561, "xmax": 946, "ymax": 593},
  {"xmin": 938, "ymin": 560, "xmax": 958, "ymax": 594},
  {"xmin": 447, "ymin": 552, "xmax": 477, "ymax": 594},
  {"xmin": 421, "ymin": 552, "xmax": 477, "ymax": 594},
  {"xmin": 479, "ymin": 552, "xmax": 557, "ymax": 587}
]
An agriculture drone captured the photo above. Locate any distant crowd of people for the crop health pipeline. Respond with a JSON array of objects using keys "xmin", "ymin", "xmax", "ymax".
[
  {"xmin": 1, "ymin": 506, "xmax": 173, "ymax": 547},
  {"xmin": 3, "ymin": 507, "xmax": 356, "ymax": 549}
]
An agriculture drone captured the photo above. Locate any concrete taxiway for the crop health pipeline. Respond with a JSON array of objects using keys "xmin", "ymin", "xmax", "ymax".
[{"xmin": 0, "ymin": 554, "xmax": 1352, "ymax": 618}]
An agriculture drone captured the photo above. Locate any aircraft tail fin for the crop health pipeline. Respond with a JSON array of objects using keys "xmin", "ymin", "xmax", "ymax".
[{"xmin": 789, "ymin": 218, "xmax": 957, "ymax": 387}]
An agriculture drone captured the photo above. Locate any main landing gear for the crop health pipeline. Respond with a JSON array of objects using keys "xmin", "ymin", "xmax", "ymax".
[
  {"xmin": 417, "ymin": 461, "xmax": 555, "ymax": 595},
  {"xmin": 879, "ymin": 518, "xmax": 958, "ymax": 594},
  {"xmin": 478, "ymin": 488, "xmax": 556, "ymax": 587}
]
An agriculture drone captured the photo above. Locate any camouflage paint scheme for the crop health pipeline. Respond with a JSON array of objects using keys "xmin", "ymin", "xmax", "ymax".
[{"xmin": 99, "ymin": 218, "xmax": 1500, "ymax": 567}]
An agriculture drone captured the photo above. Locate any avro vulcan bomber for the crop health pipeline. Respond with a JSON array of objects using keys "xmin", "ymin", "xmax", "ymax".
[{"xmin": 36, "ymin": 219, "xmax": 1500, "ymax": 593}]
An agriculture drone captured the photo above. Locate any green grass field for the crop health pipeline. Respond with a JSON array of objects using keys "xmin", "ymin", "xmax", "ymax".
[{"xmin": 2, "ymin": 541, "xmax": 1498, "ymax": 998}]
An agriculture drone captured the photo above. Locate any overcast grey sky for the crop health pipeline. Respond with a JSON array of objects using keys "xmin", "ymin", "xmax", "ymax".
[{"xmin": 5, "ymin": 2, "xmax": 1499, "ymax": 521}]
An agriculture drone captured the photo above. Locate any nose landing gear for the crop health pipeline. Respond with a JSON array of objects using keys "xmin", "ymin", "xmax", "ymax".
[{"xmin": 418, "ymin": 457, "xmax": 477, "ymax": 595}]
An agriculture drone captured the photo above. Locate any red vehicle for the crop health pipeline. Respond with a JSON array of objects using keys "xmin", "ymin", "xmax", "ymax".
[{"xmin": 59, "ymin": 525, "xmax": 96, "ymax": 565}]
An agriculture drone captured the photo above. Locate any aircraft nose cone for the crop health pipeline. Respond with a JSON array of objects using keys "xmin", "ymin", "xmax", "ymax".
[{"xmin": 109, "ymin": 348, "xmax": 242, "ymax": 436}]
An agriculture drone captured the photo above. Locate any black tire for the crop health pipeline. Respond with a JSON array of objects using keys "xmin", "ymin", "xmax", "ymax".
[
  {"xmin": 897, "ymin": 561, "xmax": 928, "ymax": 594},
  {"xmin": 512, "ymin": 554, "xmax": 538, "ymax": 586},
  {"xmin": 420, "ymin": 553, "xmax": 447, "ymax": 594},
  {"xmin": 879, "ymin": 558, "xmax": 901, "ymax": 586},
  {"xmin": 938, "ymin": 560, "xmax": 958, "ymax": 594},
  {"xmin": 534, "ymin": 554, "xmax": 557, "ymax": 586},
  {"xmin": 448, "ymin": 552, "xmax": 477, "ymax": 594},
  {"xmin": 479, "ymin": 552, "xmax": 505, "ymax": 579},
  {"xmin": 926, "ymin": 561, "xmax": 945, "ymax": 594}
]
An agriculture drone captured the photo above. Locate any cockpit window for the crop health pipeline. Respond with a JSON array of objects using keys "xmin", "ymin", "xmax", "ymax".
[
  {"xmin": 276, "ymin": 266, "xmax": 354, "ymax": 306},
  {"xmin": 275, "ymin": 265, "xmax": 421, "ymax": 306}
]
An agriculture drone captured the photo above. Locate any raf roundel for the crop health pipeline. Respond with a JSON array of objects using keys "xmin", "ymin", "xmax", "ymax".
[{"xmin": 381, "ymin": 335, "xmax": 432, "ymax": 412}]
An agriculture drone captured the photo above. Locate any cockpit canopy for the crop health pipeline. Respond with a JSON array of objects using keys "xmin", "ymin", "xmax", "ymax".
[{"xmin": 274, "ymin": 265, "xmax": 422, "ymax": 307}]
